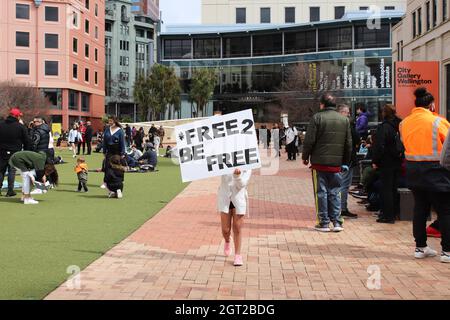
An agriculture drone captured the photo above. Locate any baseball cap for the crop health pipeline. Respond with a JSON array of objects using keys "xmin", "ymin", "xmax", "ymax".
[{"xmin": 9, "ymin": 108, "xmax": 23, "ymax": 118}]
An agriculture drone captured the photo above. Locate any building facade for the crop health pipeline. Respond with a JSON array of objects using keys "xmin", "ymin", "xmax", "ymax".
[
  {"xmin": 160, "ymin": 12, "xmax": 402, "ymax": 124},
  {"xmin": 202, "ymin": 0, "xmax": 406, "ymax": 24},
  {"xmin": 104, "ymin": 0, "xmax": 158, "ymax": 121},
  {"xmin": 0, "ymin": 0, "xmax": 106, "ymax": 131},
  {"xmin": 392, "ymin": 0, "xmax": 450, "ymax": 119}
]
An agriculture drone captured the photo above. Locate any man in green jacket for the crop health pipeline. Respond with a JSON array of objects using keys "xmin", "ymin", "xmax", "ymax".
[{"xmin": 302, "ymin": 93, "xmax": 352, "ymax": 232}]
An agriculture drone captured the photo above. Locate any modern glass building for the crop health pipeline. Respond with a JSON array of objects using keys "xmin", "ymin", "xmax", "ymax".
[{"xmin": 159, "ymin": 11, "xmax": 403, "ymax": 124}]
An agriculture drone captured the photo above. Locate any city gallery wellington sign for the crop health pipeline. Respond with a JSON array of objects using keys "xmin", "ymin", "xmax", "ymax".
[{"xmin": 395, "ymin": 61, "xmax": 440, "ymax": 119}]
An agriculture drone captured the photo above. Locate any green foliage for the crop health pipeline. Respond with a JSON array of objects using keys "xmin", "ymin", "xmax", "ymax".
[{"xmin": 189, "ymin": 68, "xmax": 216, "ymax": 117}]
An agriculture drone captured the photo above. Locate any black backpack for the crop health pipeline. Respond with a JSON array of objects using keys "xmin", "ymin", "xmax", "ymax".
[{"xmin": 386, "ymin": 122, "xmax": 405, "ymax": 159}]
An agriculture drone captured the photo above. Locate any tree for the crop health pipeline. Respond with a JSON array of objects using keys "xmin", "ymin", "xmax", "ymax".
[
  {"xmin": 133, "ymin": 64, "xmax": 181, "ymax": 121},
  {"xmin": 0, "ymin": 80, "xmax": 50, "ymax": 122},
  {"xmin": 189, "ymin": 68, "xmax": 216, "ymax": 118}
]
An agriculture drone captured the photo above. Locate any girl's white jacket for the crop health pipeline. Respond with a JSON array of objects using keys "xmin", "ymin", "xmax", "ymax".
[{"xmin": 217, "ymin": 170, "xmax": 252, "ymax": 214}]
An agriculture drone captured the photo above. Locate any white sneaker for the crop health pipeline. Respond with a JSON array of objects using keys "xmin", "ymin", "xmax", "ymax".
[
  {"xmin": 108, "ymin": 192, "xmax": 116, "ymax": 198},
  {"xmin": 100, "ymin": 183, "xmax": 107, "ymax": 189},
  {"xmin": 414, "ymin": 247, "xmax": 438, "ymax": 259},
  {"xmin": 30, "ymin": 189, "xmax": 43, "ymax": 195},
  {"xmin": 116, "ymin": 189, "xmax": 123, "ymax": 199},
  {"xmin": 441, "ymin": 252, "xmax": 450, "ymax": 263},
  {"xmin": 24, "ymin": 198, "xmax": 39, "ymax": 205}
]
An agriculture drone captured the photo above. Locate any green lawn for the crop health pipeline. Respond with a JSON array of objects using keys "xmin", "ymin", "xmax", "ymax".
[{"xmin": 0, "ymin": 149, "xmax": 188, "ymax": 300}]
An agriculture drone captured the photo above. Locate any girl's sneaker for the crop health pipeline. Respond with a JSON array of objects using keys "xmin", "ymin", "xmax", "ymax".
[
  {"xmin": 233, "ymin": 255, "xmax": 243, "ymax": 267},
  {"xmin": 414, "ymin": 247, "xmax": 437, "ymax": 259},
  {"xmin": 117, "ymin": 189, "xmax": 123, "ymax": 199},
  {"xmin": 441, "ymin": 252, "xmax": 450, "ymax": 263},
  {"xmin": 108, "ymin": 192, "xmax": 116, "ymax": 198},
  {"xmin": 24, "ymin": 198, "xmax": 39, "ymax": 205},
  {"xmin": 224, "ymin": 241, "xmax": 231, "ymax": 257},
  {"xmin": 100, "ymin": 183, "xmax": 107, "ymax": 189}
]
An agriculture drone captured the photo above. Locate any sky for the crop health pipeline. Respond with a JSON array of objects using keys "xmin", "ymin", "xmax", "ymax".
[{"xmin": 159, "ymin": 0, "xmax": 201, "ymax": 25}]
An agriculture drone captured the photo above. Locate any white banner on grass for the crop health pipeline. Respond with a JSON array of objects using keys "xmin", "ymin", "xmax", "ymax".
[{"xmin": 175, "ymin": 109, "xmax": 261, "ymax": 182}]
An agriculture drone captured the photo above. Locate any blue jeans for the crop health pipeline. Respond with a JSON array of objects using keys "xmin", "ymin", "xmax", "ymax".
[
  {"xmin": 312, "ymin": 169, "xmax": 344, "ymax": 226},
  {"xmin": 340, "ymin": 169, "xmax": 353, "ymax": 211}
]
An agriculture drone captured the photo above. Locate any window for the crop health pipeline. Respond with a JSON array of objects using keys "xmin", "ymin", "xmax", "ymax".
[
  {"xmin": 223, "ymin": 36, "xmax": 251, "ymax": 58},
  {"xmin": 73, "ymin": 38, "xmax": 78, "ymax": 53},
  {"xmin": 163, "ymin": 39, "xmax": 192, "ymax": 59},
  {"xmin": 94, "ymin": 71, "xmax": 98, "ymax": 85},
  {"xmin": 16, "ymin": 32, "xmax": 29, "ymax": 47},
  {"xmin": 16, "ymin": 59, "xmax": 29, "ymax": 75},
  {"xmin": 106, "ymin": 22, "xmax": 112, "ymax": 32},
  {"xmin": 359, "ymin": 6, "xmax": 369, "ymax": 11},
  {"xmin": 45, "ymin": 6, "xmax": 59, "ymax": 22},
  {"xmin": 45, "ymin": 61, "xmax": 58, "ymax": 76},
  {"xmin": 85, "ymin": 44, "xmax": 90, "ymax": 58},
  {"xmin": 253, "ymin": 34, "xmax": 282, "ymax": 56},
  {"xmin": 84, "ymin": 68, "xmax": 89, "ymax": 82},
  {"xmin": 285, "ymin": 7, "xmax": 295, "ymax": 23},
  {"xmin": 432, "ymin": 0, "xmax": 437, "ymax": 27},
  {"xmin": 385, "ymin": 6, "xmax": 395, "ymax": 10},
  {"xmin": 119, "ymin": 56, "xmax": 129, "ymax": 66},
  {"xmin": 95, "ymin": 26, "xmax": 98, "ymax": 39},
  {"xmin": 355, "ymin": 24, "xmax": 390, "ymax": 48},
  {"xmin": 335, "ymin": 6, "xmax": 345, "ymax": 19},
  {"xmin": 413, "ymin": 11, "xmax": 417, "ymax": 37},
  {"xmin": 73, "ymin": 64, "xmax": 78, "ymax": 79},
  {"xmin": 45, "ymin": 34, "xmax": 58, "ymax": 49},
  {"xmin": 95, "ymin": 3, "xmax": 99, "ymax": 16},
  {"xmin": 85, "ymin": 19, "xmax": 90, "ymax": 34},
  {"xmin": 397, "ymin": 41, "xmax": 404, "ymax": 61},
  {"xmin": 73, "ymin": 11, "xmax": 79, "ymax": 27},
  {"xmin": 310, "ymin": 7, "xmax": 320, "ymax": 22},
  {"xmin": 16, "ymin": 4, "xmax": 30, "ymax": 19},
  {"xmin": 444, "ymin": 0, "xmax": 448, "ymax": 21},
  {"xmin": 260, "ymin": 8, "xmax": 271, "ymax": 23},
  {"xmin": 426, "ymin": 2, "xmax": 431, "ymax": 31},
  {"xmin": 418, "ymin": 7, "xmax": 422, "ymax": 35},
  {"xmin": 284, "ymin": 30, "xmax": 316, "ymax": 54},
  {"xmin": 95, "ymin": 48, "xmax": 98, "ymax": 62},
  {"xmin": 318, "ymin": 27, "xmax": 352, "ymax": 51},
  {"xmin": 85, "ymin": 0, "xmax": 90, "ymax": 10},
  {"xmin": 81, "ymin": 93, "xmax": 90, "ymax": 112},
  {"xmin": 69, "ymin": 90, "xmax": 79, "ymax": 110},
  {"xmin": 194, "ymin": 38, "xmax": 221, "ymax": 59},
  {"xmin": 43, "ymin": 90, "xmax": 58, "ymax": 109},
  {"xmin": 236, "ymin": 8, "xmax": 246, "ymax": 24}
]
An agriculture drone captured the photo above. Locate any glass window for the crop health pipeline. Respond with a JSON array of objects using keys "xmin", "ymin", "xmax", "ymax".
[
  {"xmin": 284, "ymin": 30, "xmax": 316, "ymax": 54},
  {"xmin": 16, "ymin": 4, "xmax": 30, "ymax": 19},
  {"xmin": 45, "ymin": 7, "xmax": 59, "ymax": 22},
  {"xmin": 432, "ymin": 0, "xmax": 437, "ymax": 27},
  {"xmin": 73, "ymin": 38, "xmax": 78, "ymax": 53},
  {"xmin": 164, "ymin": 39, "xmax": 192, "ymax": 59},
  {"xmin": 45, "ymin": 61, "xmax": 58, "ymax": 76},
  {"xmin": 236, "ymin": 8, "xmax": 246, "ymax": 24},
  {"xmin": 106, "ymin": 22, "xmax": 112, "ymax": 32},
  {"xmin": 81, "ymin": 93, "xmax": 90, "ymax": 112},
  {"xmin": 95, "ymin": 26, "xmax": 98, "ymax": 39},
  {"xmin": 385, "ymin": 6, "xmax": 395, "ymax": 10},
  {"xmin": 16, "ymin": 32, "xmax": 29, "ymax": 47},
  {"xmin": 413, "ymin": 11, "xmax": 417, "ymax": 37},
  {"xmin": 95, "ymin": 3, "xmax": 99, "ymax": 16},
  {"xmin": 253, "ymin": 33, "xmax": 282, "ymax": 56},
  {"xmin": 418, "ymin": 7, "xmax": 422, "ymax": 35},
  {"xmin": 444, "ymin": 0, "xmax": 448, "ymax": 21},
  {"xmin": 69, "ymin": 90, "xmax": 79, "ymax": 110},
  {"xmin": 223, "ymin": 36, "xmax": 251, "ymax": 58},
  {"xmin": 16, "ymin": 59, "xmax": 29, "ymax": 75},
  {"xmin": 335, "ymin": 6, "xmax": 345, "ymax": 19},
  {"xmin": 73, "ymin": 64, "xmax": 78, "ymax": 79},
  {"xmin": 73, "ymin": 11, "xmax": 79, "ymax": 27},
  {"xmin": 355, "ymin": 24, "xmax": 390, "ymax": 48},
  {"xmin": 260, "ymin": 8, "xmax": 271, "ymax": 23},
  {"xmin": 285, "ymin": 7, "xmax": 295, "ymax": 23},
  {"xmin": 359, "ymin": 6, "xmax": 369, "ymax": 11},
  {"xmin": 95, "ymin": 48, "xmax": 98, "ymax": 61},
  {"xmin": 194, "ymin": 38, "xmax": 221, "ymax": 59},
  {"xmin": 251, "ymin": 64, "xmax": 282, "ymax": 92},
  {"xmin": 85, "ymin": 68, "xmax": 89, "ymax": 82},
  {"xmin": 94, "ymin": 72, "xmax": 98, "ymax": 85},
  {"xmin": 43, "ymin": 90, "xmax": 58, "ymax": 108},
  {"xmin": 85, "ymin": 0, "xmax": 90, "ymax": 10},
  {"xmin": 318, "ymin": 27, "xmax": 352, "ymax": 51},
  {"xmin": 45, "ymin": 34, "xmax": 58, "ymax": 49},
  {"xmin": 85, "ymin": 19, "xmax": 90, "ymax": 33},
  {"xmin": 85, "ymin": 44, "xmax": 90, "ymax": 58},
  {"xmin": 310, "ymin": 7, "xmax": 320, "ymax": 22},
  {"xmin": 426, "ymin": 2, "xmax": 431, "ymax": 31}
]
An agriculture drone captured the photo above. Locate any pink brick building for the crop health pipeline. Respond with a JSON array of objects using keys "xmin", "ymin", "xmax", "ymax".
[{"xmin": 0, "ymin": 0, "xmax": 105, "ymax": 131}]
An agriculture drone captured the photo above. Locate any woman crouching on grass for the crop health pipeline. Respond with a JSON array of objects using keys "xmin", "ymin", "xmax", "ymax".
[{"xmin": 218, "ymin": 168, "xmax": 252, "ymax": 266}]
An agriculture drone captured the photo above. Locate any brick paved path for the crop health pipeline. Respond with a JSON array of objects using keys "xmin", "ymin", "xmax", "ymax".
[{"xmin": 46, "ymin": 155, "xmax": 450, "ymax": 300}]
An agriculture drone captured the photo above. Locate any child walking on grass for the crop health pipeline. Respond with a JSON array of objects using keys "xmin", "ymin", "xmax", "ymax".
[
  {"xmin": 75, "ymin": 157, "xmax": 88, "ymax": 192},
  {"xmin": 105, "ymin": 155, "xmax": 126, "ymax": 199}
]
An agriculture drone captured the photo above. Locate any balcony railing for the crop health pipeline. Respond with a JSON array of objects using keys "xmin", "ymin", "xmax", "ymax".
[{"xmin": 121, "ymin": 15, "xmax": 130, "ymax": 23}]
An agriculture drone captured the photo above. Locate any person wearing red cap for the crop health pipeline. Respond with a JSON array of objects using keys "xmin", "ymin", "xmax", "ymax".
[{"xmin": 0, "ymin": 108, "xmax": 31, "ymax": 197}]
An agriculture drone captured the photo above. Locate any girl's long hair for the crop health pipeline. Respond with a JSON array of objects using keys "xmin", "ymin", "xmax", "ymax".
[{"xmin": 44, "ymin": 164, "xmax": 59, "ymax": 186}]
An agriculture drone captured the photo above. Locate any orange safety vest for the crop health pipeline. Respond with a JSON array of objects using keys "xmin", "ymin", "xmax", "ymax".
[{"xmin": 399, "ymin": 108, "xmax": 450, "ymax": 162}]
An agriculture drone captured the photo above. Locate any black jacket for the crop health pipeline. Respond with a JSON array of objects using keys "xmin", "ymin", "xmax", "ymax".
[
  {"xmin": 85, "ymin": 125, "xmax": 93, "ymax": 141},
  {"xmin": 31, "ymin": 124, "xmax": 50, "ymax": 152},
  {"xmin": 349, "ymin": 120, "xmax": 360, "ymax": 167},
  {"xmin": 0, "ymin": 116, "xmax": 31, "ymax": 153},
  {"xmin": 372, "ymin": 117, "xmax": 402, "ymax": 168},
  {"xmin": 105, "ymin": 167, "xmax": 124, "ymax": 185}
]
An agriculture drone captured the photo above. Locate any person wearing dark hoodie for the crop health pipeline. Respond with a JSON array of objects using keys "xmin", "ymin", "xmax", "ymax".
[
  {"xmin": 0, "ymin": 108, "xmax": 31, "ymax": 197},
  {"xmin": 30, "ymin": 117, "xmax": 51, "ymax": 160},
  {"xmin": 105, "ymin": 155, "xmax": 126, "ymax": 199},
  {"xmin": 372, "ymin": 104, "xmax": 403, "ymax": 224},
  {"xmin": 356, "ymin": 104, "xmax": 369, "ymax": 139}
]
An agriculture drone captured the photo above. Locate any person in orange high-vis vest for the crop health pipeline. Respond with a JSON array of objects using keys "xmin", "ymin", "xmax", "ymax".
[{"xmin": 399, "ymin": 87, "xmax": 450, "ymax": 263}]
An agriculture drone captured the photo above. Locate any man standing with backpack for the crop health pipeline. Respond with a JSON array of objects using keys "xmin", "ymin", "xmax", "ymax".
[{"xmin": 372, "ymin": 104, "xmax": 404, "ymax": 224}]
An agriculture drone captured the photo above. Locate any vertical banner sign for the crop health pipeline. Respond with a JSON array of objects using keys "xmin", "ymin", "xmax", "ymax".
[
  {"xmin": 395, "ymin": 61, "xmax": 440, "ymax": 119},
  {"xmin": 175, "ymin": 109, "xmax": 261, "ymax": 183}
]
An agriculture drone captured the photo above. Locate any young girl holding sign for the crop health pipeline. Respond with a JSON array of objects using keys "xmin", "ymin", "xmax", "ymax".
[{"xmin": 218, "ymin": 168, "xmax": 251, "ymax": 266}]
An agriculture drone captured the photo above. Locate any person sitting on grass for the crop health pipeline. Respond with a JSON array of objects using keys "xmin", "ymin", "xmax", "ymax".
[
  {"xmin": 8, "ymin": 151, "xmax": 58, "ymax": 205},
  {"xmin": 105, "ymin": 155, "xmax": 125, "ymax": 199},
  {"xmin": 138, "ymin": 142, "xmax": 158, "ymax": 170},
  {"xmin": 75, "ymin": 157, "xmax": 88, "ymax": 193}
]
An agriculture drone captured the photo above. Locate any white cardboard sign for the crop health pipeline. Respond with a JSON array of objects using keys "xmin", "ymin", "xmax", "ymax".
[{"xmin": 175, "ymin": 109, "xmax": 261, "ymax": 182}]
